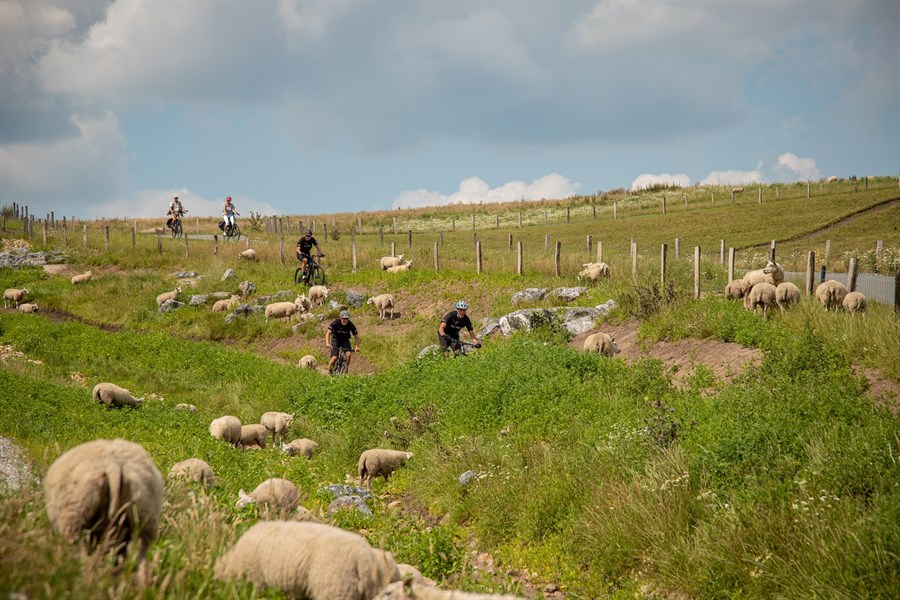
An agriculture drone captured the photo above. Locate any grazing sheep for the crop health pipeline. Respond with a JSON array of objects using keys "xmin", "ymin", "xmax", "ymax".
[
  {"xmin": 240, "ymin": 424, "xmax": 269, "ymax": 450},
  {"xmin": 395, "ymin": 564, "xmax": 435, "ymax": 587},
  {"xmin": 71, "ymin": 270, "xmax": 93, "ymax": 284},
  {"xmin": 374, "ymin": 580, "xmax": 521, "ymax": 600},
  {"xmin": 724, "ymin": 279, "xmax": 749, "ymax": 300},
  {"xmin": 386, "ymin": 260, "xmax": 413, "ymax": 274},
  {"xmin": 92, "ymin": 382, "xmax": 142, "ymax": 407},
  {"xmin": 17, "ymin": 302, "xmax": 39, "ymax": 313},
  {"xmin": 380, "ymin": 254, "xmax": 406, "ymax": 270},
  {"xmin": 215, "ymin": 521, "xmax": 400, "ymax": 599},
  {"xmin": 308, "ymin": 285, "xmax": 329, "ymax": 307},
  {"xmin": 235, "ymin": 478, "xmax": 301, "ymax": 514},
  {"xmin": 168, "ymin": 458, "xmax": 215, "ymax": 489},
  {"xmin": 578, "ymin": 262, "xmax": 611, "ymax": 282},
  {"xmin": 583, "ymin": 332, "xmax": 621, "ymax": 357},
  {"xmin": 367, "ymin": 294, "xmax": 395, "ymax": 321},
  {"xmin": 209, "ymin": 416, "xmax": 242, "ymax": 448},
  {"xmin": 816, "ymin": 280, "xmax": 848, "ymax": 311},
  {"xmin": 265, "ymin": 301, "xmax": 299, "ymax": 322},
  {"xmin": 174, "ymin": 403, "xmax": 197, "ymax": 413},
  {"xmin": 775, "ymin": 282, "xmax": 801, "ymax": 314},
  {"xmin": 843, "ymin": 291, "xmax": 867, "ymax": 314},
  {"xmin": 298, "ymin": 355, "xmax": 318, "ymax": 370},
  {"xmin": 3, "ymin": 288, "xmax": 29, "ymax": 308},
  {"xmin": 282, "ymin": 438, "xmax": 319, "ymax": 459},
  {"xmin": 45, "ymin": 439, "xmax": 163, "ymax": 579},
  {"xmin": 260, "ymin": 411, "xmax": 294, "ymax": 446},
  {"xmin": 238, "ymin": 280, "xmax": 256, "ymax": 297},
  {"xmin": 358, "ymin": 449, "xmax": 413, "ymax": 490},
  {"xmin": 826, "ymin": 175, "xmax": 838, "ymax": 183},
  {"xmin": 731, "ymin": 187, "xmax": 745, "ymax": 193},
  {"xmin": 295, "ymin": 294, "xmax": 312, "ymax": 313},
  {"xmin": 212, "ymin": 294, "xmax": 241, "ymax": 312},
  {"xmin": 239, "ymin": 248, "xmax": 257, "ymax": 260},
  {"xmin": 742, "ymin": 261, "xmax": 784, "ymax": 287},
  {"xmin": 744, "ymin": 282, "xmax": 777, "ymax": 319},
  {"xmin": 156, "ymin": 287, "xmax": 182, "ymax": 306}
]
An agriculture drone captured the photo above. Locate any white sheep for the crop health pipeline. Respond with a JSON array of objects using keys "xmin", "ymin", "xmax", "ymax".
[
  {"xmin": 724, "ymin": 279, "xmax": 749, "ymax": 300},
  {"xmin": 374, "ymin": 580, "xmax": 521, "ymax": 600},
  {"xmin": 298, "ymin": 355, "xmax": 318, "ymax": 370},
  {"xmin": 775, "ymin": 282, "xmax": 801, "ymax": 315},
  {"xmin": 3, "ymin": 288, "xmax": 29, "ymax": 308},
  {"xmin": 215, "ymin": 521, "xmax": 400, "ymax": 599},
  {"xmin": 71, "ymin": 270, "xmax": 93, "ymax": 284},
  {"xmin": 295, "ymin": 294, "xmax": 313, "ymax": 313},
  {"xmin": 815, "ymin": 280, "xmax": 848, "ymax": 311},
  {"xmin": 210, "ymin": 415, "xmax": 242, "ymax": 448},
  {"xmin": 168, "ymin": 458, "xmax": 215, "ymax": 489},
  {"xmin": 308, "ymin": 285, "xmax": 329, "ymax": 307},
  {"xmin": 265, "ymin": 301, "xmax": 300, "ymax": 322},
  {"xmin": 358, "ymin": 449, "xmax": 413, "ymax": 490},
  {"xmin": 386, "ymin": 260, "xmax": 413, "ymax": 273},
  {"xmin": 17, "ymin": 302, "xmax": 39, "ymax": 313},
  {"xmin": 92, "ymin": 382, "xmax": 142, "ymax": 407},
  {"xmin": 842, "ymin": 291, "xmax": 867, "ymax": 314},
  {"xmin": 239, "ymin": 248, "xmax": 257, "ymax": 260},
  {"xmin": 731, "ymin": 187, "xmax": 745, "ymax": 193},
  {"xmin": 174, "ymin": 403, "xmax": 197, "ymax": 412},
  {"xmin": 156, "ymin": 287, "xmax": 182, "ymax": 306},
  {"xmin": 235, "ymin": 478, "xmax": 301, "ymax": 514},
  {"xmin": 260, "ymin": 411, "xmax": 294, "ymax": 446},
  {"xmin": 212, "ymin": 294, "xmax": 241, "ymax": 312},
  {"xmin": 578, "ymin": 262, "xmax": 611, "ymax": 282},
  {"xmin": 742, "ymin": 261, "xmax": 784, "ymax": 287},
  {"xmin": 380, "ymin": 254, "xmax": 406, "ymax": 270},
  {"xmin": 282, "ymin": 438, "xmax": 319, "ymax": 459},
  {"xmin": 583, "ymin": 332, "xmax": 621, "ymax": 357},
  {"xmin": 367, "ymin": 294, "xmax": 395, "ymax": 321},
  {"xmin": 744, "ymin": 282, "xmax": 777, "ymax": 319},
  {"xmin": 45, "ymin": 439, "xmax": 163, "ymax": 580},
  {"xmin": 240, "ymin": 424, "xmax": 269, "ymax": 450},
  {"xmin": 826, "ymin": 175, "xmax": 838, "ymax": 183}
]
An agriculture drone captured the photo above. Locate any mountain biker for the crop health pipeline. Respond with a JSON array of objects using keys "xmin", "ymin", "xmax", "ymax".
[
  {"xmin": 438, "ymin": 300, "xmax": 481, "ymax": 353},
  {"xmin": 326, "ymin": 310, "xmax": 359, "ymax": 373},
  {"xmin": 222, "ymin": 196, "xmax": 239, "ymax": 234},
  {"xmin": 296, "ymin": 229, "xmax": 323, "ymax": 283},
  {"xmin": 166, "ymin": 196, "xmax": 186, "ymax": 230}
]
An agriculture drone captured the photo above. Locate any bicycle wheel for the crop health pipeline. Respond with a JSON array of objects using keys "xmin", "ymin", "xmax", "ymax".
[
  {"xmin": 232, "ymin": 224, "xmax": 241, "ymax": 241},
  {"xmin": 172, "ymin": 220, "xmax": 182, "ymax": 239},
  {"xmin": 310, "ymin": 264, "xmax": 326, "ymax": 286}
]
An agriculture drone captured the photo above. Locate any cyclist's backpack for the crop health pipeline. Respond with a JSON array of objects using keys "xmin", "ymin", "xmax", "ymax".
[{"xmin": 218, "ymin": 220, "xmax": 225, "ymax": 231}]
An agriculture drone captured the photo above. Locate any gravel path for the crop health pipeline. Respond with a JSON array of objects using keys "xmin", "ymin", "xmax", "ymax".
[{"xmin": 0, "ymin": 436, "xmax": 33, "ymax": 490}]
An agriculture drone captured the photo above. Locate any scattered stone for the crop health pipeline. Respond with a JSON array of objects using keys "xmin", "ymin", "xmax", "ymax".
[
  {"xmin": 458, "ymin": 470, "xmax": 477, "ymax": 487},
  {"xmin": 320, "ymin": 484, "xmax": 372, "ymax": 500},
  {"xmin": 258, "ymin": 290, "xmax": 293, "ymax": 303},
  {"xmin": 238, "ymin": 280, "xmax": 256, "ymax": 296},
  {"xmin": 551, "ymin": 286, "xmax": 586, "ymax": 302},
  {"xmin": 478, "ymin": 317, "xmax": 502, "ymax": 338},
  {"xmin": 225, "ymin": 303, "xmax": 264, "ymax": 323},
  {"xmin": 498, "ymin": 308, "xmax": 553, "ymax": 335},
  {"xmin": 327, "ymin": 300, "xmax": 348, "ymax": 311},
  {"xmin": 346, "ymin": 290, "xmax": 366, "ymax": 308},
  {"xmin": 326, "ymin": 495, "xmax": 372, "ymax": 517},
  {"xmin": 0, "ymin": 248, "xmax": 67, "ymax": 268},
  {"xmin": 158, "ymin": 299, "xmax": 183, "ymax": 313},
  {"xmin": 175, "ymin": 403, "xmax": 197, "ymax": 413},
  {"xmin": 174, "ymin": 271, "xmax": 198, "ymax": 279},
  {"xmin": 417, "ymin": 344, "xmax": 441, "ymax": 359},
  {"xmin": 511, "ymin": 288, "xmax": 549, "ymax": 304},
  {"xmin": 189, "ymin": 294, "xmax": 208, "ymax": 306},
  {"xmin": 221, "ymin": 268, "xmax": 236, "ymax": 281}
]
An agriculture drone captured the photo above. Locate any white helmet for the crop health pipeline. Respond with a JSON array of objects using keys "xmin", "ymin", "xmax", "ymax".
[{"xmin": 455, "ymin": 300, "xmax": 468, "ymax": 310}]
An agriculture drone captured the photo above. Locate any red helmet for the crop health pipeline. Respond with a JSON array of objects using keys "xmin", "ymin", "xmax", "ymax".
[{"xmin": 226, "ymin": 196, "xmax": 232, "ymax": 201}]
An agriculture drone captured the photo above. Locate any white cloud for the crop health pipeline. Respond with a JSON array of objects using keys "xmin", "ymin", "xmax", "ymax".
[
  {"xmin": 88, "ymin": 189, "xmax": 280, "ymax": 220},
  {"xmin": 700, "ymin": 168, "xmax": 762, "ymax": 186},
  {"xmin": 774, "ymin": 152, "xmax": 820, "ymax": 182},
  {"xmin": 392, "ymin": 173, "xmax": 579, "ymax": 209},
  {"xmin": 630, "ymin": 173, "xmax": 690, "ymax": 191},
  {"xmin": 570, "ymin": 0, "xmax": 707, "ymax": 51}
]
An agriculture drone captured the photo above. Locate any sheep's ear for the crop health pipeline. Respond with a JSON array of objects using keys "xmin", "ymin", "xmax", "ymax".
[{"xmin": 238, "ymin": 489, "xmax": 249, "ymax": 501}]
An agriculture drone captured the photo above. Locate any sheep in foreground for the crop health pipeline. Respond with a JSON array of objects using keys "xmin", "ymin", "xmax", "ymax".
[
  {"xmin": 210, "ymin": 415, "xmax": 242, "ymax": 448},
  {"xmin": 374, "ymin": 580, "xmax": 521, "ymax": 600},
  {"xmin": 156, "ymin": 287, "xmax": 182, "ymax": 306},
  {"xmin": 168, "ymin": 458, "xmax": 215, "ymax": 489},
  {"xmin": 578, "ymin": 262, "xmax": 611, "ymax": 282},
  {"xmin": 17, "ymin": 302, "xmax": 39, "ymax": 313},
  {"xmin": 282, "ymin": 438, "xmax": 319, "ymax": 459},
  {"xmin": 843, "ymin": 291, "xmax": 867, "ymax": 314},
  {"xmin": 816, "ymin": 280, "xmax": 848, "ymax": 311},
  {"xmin": 3, "ymin": 288, "xmax": 29, "ymax": 308},
  {"xmin": 583, "ymin": 332, "xmax": 621, "ymax": 357},
  {"xmin": 71, "ymin": 270, "xmax": 93, "ymax": 284},
  {"xmin": 386, "ymin": 260, "xmax": 413, "ymax": 273},
  {"xmin": 744, "ymin": 282, "xmax": 777, "ymax": 319},
  {"xmin": 215, "ymin": 521, "xmax": 400, "ymax": 599},
  {"xmin": 308, "ymin": 285, "xmax": 329, "ymax": 307},
  {"xmin": 367, "ymin": 294, "xmax": 395, "ymax": 321},
  {"xmin": 260, "ymin": 411, "xmax": 294, "ymax": 446},
  {"xmin": 235, "ymin": 478, "xmax": 301, "ymax": 514},
  {"xmin": 212, "ymin": 294, "xmax": 240, "ymax": 312},
  {"xmin": 92, "ymin": 382, "xmax": 142, "ymax": 407},
  {"xmin": 358, "ymin": 449, "xmax": 413, "ymax": 490},
  {"xmin": 742, "ymin": 261, "xmax": 784, "ymax": 287},
  {"xmin": 380, "ymin": 254, "xmax": 406, "ymax": 270},
  {"xmin": 298, "ymin": 355, "xmax": 318, "ymax": 370},
  {"xmin": 45, "ymin": 439, "xmax": 163, "ymax": 580},
  {"xmin": 724, "ymin": 279, "xmax": 748, "ymax": 300},
  {"xmin": 239, "ymin": 248, "xmax": 257, "ymax": 260},
  {"xmin": 240, "ymin": 424, "xmax": 268, "ymax": 450},
  {"xmin": 775, "ymin": 282, "xmax": 801, "ymax": 315}
]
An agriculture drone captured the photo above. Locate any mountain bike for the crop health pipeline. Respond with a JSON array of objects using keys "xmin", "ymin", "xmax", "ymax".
[
  {"xmin": 222, "ymin": 221, "xmax": 241, "ymax": 241},
  {"xmin": 331, "ymin": 347, "xmax": 354, "ymax": 375},
  {"xmin": 294, "ymin": 253, "xmax": 326, "ymax": 286},
  {"xmin": 170, "ymin": 212, "xmax": 186, "ymax": 238},
  {"xmin": 442, "ymin": 338, "xmax": 482, "ymax": 356}
]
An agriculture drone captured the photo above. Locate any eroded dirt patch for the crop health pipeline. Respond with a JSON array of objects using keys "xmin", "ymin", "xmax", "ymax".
[{"xmin": 852, "ymin": 366, "xmax": 899, "ymax": 415}]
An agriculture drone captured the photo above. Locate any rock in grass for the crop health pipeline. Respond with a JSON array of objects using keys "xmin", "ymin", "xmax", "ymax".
[
  {"xmin": 326, "ymin": 495, "xmax": 372, "ymax": 517},
  {"xmin": 346, "ymin": 290, "xmax": 366, "ymax": 308},
  {"xmin": 189, "ymin": 295, "xmax": 208, "ymax": 306},
  {"xmin": 551, "ymin": 287, "xmax": 586, "ymax": 302},
  {"xmin": 417, "ymin": 345, "xmax": 441, "ymax": 359},
  {"xmin": 458, "ymin": 470, "xmax": 477, "ymax": 487},
  {"xmin": 511, "ymin": 288, "xmax": 549, "ymax": 304},
  {"xmin": 320, "ymin": 484, "xmax": 371, "ymax": 500},
  {"xmin": 221, "ymin": 269, "xmax": 236, "ymax": 281},
  {"xmin": 158, "ymin": 299, "xmax": 183, "ymax": 313},
  {"xmin": 175, "ymin": 271, "xmax": 198, "ymax": 279}
]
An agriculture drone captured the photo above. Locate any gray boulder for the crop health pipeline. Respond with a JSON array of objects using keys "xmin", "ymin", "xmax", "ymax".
[
  {"xmin": 320, "ymin": 484, "xmax": 372, "ymax": 500},
  {"xmin": 458, "ymin": 470, "xmax": 478, "ymax": 487},
  {"xmin": 189, "ymin": 294, "xmax": 208, "ymax": 306},
  {"xmin": 327, "ymin": 300, "xmax": 348, "ymax": 311},
  {"xmin": 174, "ymin": 271, "xmax": 198, "ymax": 279},
  {"xmin": 326, "ymin": 495, "xmax": 372, "ymax": 517},
  {"xmin": 511, "ymin": 288, "xmax": 549, "ymax": 304},
  {"xmin": 478, "ymin": 317, "xmax": 502, "ymax": 338},
  {"xmin": 221, "ymin": 268, "xmax": 236, "ymax": 281},
  {"xmin": 498, "ymin": 309, "xmax": 553, "ymax": 335},
  {"xmin": 551, "ymin": 287, "xmax": 586, "ymax": 302},
  {"xmin": 158, "ymin": 299, "xmax": 183, "ymax": 313},
  {"xmin": 345, "ymin": 290, "xmax": 366, "ymax": 308}
]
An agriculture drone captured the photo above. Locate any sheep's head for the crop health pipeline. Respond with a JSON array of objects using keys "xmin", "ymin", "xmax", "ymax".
[
  {"xmin": 21, "ymin": 288, "xmax": 29, "ymax": 295},
  {"xmin": 366, "ymin": 298, "xmax": 374, "ymax": 305},
  {"xmin": 609, "ymin": 337, "xmax": 621, "ymax": 354},
  {"xmin": 175, "ymin": 287, "xmax": 182, "ymax": 294},
  {"xmin": 762, "ymin": 261, "xmax": 781, "ymax": 274},
  {"xmin": 284, "ymin": 414, "xmax": 295, "ymax": 428},
  {"xmin": 235, "ymin": 489, "xmax": 255, "ymax": 508},
  {"xmin": 405, "ymin": 260, "xmax": 413, "ymax": 267},
  {"xmin": 281, "ymin": 443, "xmax": 292, "ymax": 454},
  {"xmin": 397, "ymin": 254, "xmax": 405, "ymax": 261}
]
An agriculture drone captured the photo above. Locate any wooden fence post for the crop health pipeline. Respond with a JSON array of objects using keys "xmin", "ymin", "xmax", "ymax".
[
  {"xmin": 62, "ymin": 221, "xmax": 68, "ymax": 247},
  {"xmin": 662, "ymin": 196, "xmax": 667, "ymax": 214},
  {"xmin": 471, "ymin": 214, "xmax": 476, "ymax": 231},
  {"xmin": 554, "ymin": 241, "xmax": 561, "ymax": 276},
  {"xmin": 323, "ymin": 223, "xmax": 328, "ymax": 241},
  {"xmin": 246, "ymin": 237, "xmax": 251, "ymax": 249},
  {"xmin": 545, "ymin": 234, "xmax": 550, "ymax": 254},
  {"xmin": 720, "ymin": 239, "xmax": 725, "ymax": 264},
  {"xmin": 476, "ymin": 241, "xmax": 483, "ymax": 274},
  {"xmin": 508, "ymin": 233, "xmax": 513, "ymax": 251},
  {"xmin": 543, "ymin": 210, "xmax": 547, "ymax": 226},
  {"xmin": 711, "ymin": 191, "xmax": 714, "ymax": 206},
  {"xmin": 440, "ymin": 231, "xmax": 444, "ymax": 247},
  {"xmin": 83, "ymin": 224, "xmax": 88, "ymax": 249},
  {"xmin": 769, "ymin": 240, "xmax": 777, "ymax": 263},
  {"xmin": 391, "ymin": 241, "xmax": 396, "ymax": 257},
  {"xmin": 613, "ymin": 202, "xmax": 617, "ymax": 220},
  {"xmin": 586, "ymin": 235, "xmax": 592, "ymax": 255},
  {"xmin": 694, "ymin": 246, "xmax": 701, "ymax": 299},
  {"xmin": 876, "ymin": 240, "xmax": 884, "ymax": 269},
  {"xmin": 358, "ymin": 216, "xmax": 362, "ymax": 232},
  {"xmin": 433, "ymin": 241, "xmax": 439, "ymax": 272},
  {"xmin": 351, "ymin": 232, "xmax": 357, "ymax": 272},
  {"xmin": 185, "ymin": 233, "xmax": 189, "ymax": 258},
  {"xmin": 824, "ymin": 239, "xmax": 831, "ymax": 265},
  {"xmin": 408, "ymin": 229, "xmax": 412, "ymax": 250},
  {"xmin": 214, "ymin": 235, "xmax": 218, "ymax": 255},
  {"xmin": 731, "ymin": 190, "xmax": 736, "ymax": 204},
  {"xmin": 728, "ymin": 247, "xmax": 735, "ymax": 283},
  {"xmin": 758, "ymin": 186, "xmax": 762, "ymax": 203},
  {"xmin": 805, "ymin": 252, "xmax": 815, "ymax": 295},
  {"xmin": 566, "ymin": 207, "xmax": 570, "ymax": 224},
  {"xmin": 157, "ymin": 231, "xmax": 162, "ymax": 254},
  {"xmin": 196, "ymin": 217, "xmax": 200, "ymax": 235},
  {"xmin": 631, "ymin": 239, "xmax": 638, "ymax": 281},
  {"xmin": 451, "ymin": 217, "xmax": 456, "ymax": 232},
  {"xmin": 806, "ymin": 181, "xmax": 810, "ymax": 198},
  {"xmin": 132, "ymin": 221, "xmax": 136, "ymax": 249},
  {"xmin": 847, "ymin": 257, "xmax": 858, "ymax": 291},
  {"xmin": 775, "ymin": 185, "xmax": 780, "ymax": 199},
  {"xmin": 517, "ymin": 241, "xmax": 523, "ymax": 275},
  {"xmin": 660, "ymin": 243, "xmax": 667, "ymax": 285},
  {"xmin": 495, "ymin": 214, "xmax": 499, "ymax": 229},
  {"xmin": 379, "ymin": 226, "xmax": 384, "ymax": 245},
  {"xmin": 280, "ymin": 237, "xmax": 285, "ymax": 265},
  {"xmin": 596, "ymin": 241, "xmax": 603, "ymax": 263},
  {"xmin": 675, "ymin": 237, "xmax": 681, "ymax": 259},
  {"xmin": 392, "ymin": 217, "xmax": 396, "ymax": 234},
  {"xmin": 518, "ymin": 211, "xmax": 522, "ymax": 228},
  {"xmin": 43, "ymin": 220, "xmax": 48, "ymax": 244},
  {"xmin": 592, "ymin": 204, "xmax": 597, "ymax": 219},
  {"xmin": 683, "ymin": 193, "xmax": 688, "ymax": 208}
]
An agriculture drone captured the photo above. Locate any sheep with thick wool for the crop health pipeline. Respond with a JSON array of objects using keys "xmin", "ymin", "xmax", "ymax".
[
  {"xmin": 71, "ymin": 270, "xmax": 93, "ymax": 284},
  {"xmin": 367, "ymin": 294, "xmax": 395, "ymax": 321},
  {"xmin": 239, "ymin": 248, "xmax": 257, "ymax": 260},
  {"xmin": 775, "ymin": 282, "xmax": 801, "ymax": 314},
  {"xmin": 583, "ymin": 332, "xmax": 621, "ymax": 357},
  {"xmin": 17, "ymin": 302, "xmax": 39, "ymax": 313},
  {"xmin": 215, "ymin": 521, "xmax": 400, "ymax": 599},
  {"xmin": 742, "ymin": 261, "xmax": 784, "ymax": 288},
  {"xmin": 92, "ymin": 382, "xmax": 142, "ymax": 407},
  {"xmin": 578, "ymin": 262, "xmax": 611, "ymax": 282},
  {"xmin": 298, "ymin": 355, "xmax": 318, "ymax": 370},
  {"xmin": 4, "ymin": 288, "xmax": 29, "ymax": 308},
  {"xmin": 816, "ymin": 280, "xmax": 848, "ymax": 311},
  {"xmin": 168, "ymin": 458, "xmax": 216, "ymax": 489},
  {"xmin": 374, "ymin": 581, "xmax": 521, "ymax": 600},
  {"xmin": 283, "ymin": 438, "xmax": 319, "ymax": 459},
  {"xmin": 386, "ymin": 260, "xmax": 413, "ymax": 273},
  {"xmin": 358, "ymin": 449, "xmax": 413, "ymax": 490},
  {"xmin": 156, "ymin": 287, "xmax": 182, "ymax": 306},
  {"xmin": 843, "ymin": 291, "xmax": 867, "ymax": 313},
  {"xmin": 235, "ymin": 478, "xmax": 301, "ymax": 514},
  {"xmin": 265, "ymin": 296, "xmax": 308, "ymax": 322},
  {"xmin": 261, "ymin": 411, "xmax": 294, "ymax": 446},
  {"xmin": 744, "ymin": 282, "xmax": 777, "ymax": 319},
  {"xmin": 379, "ymin": 254, "xmax": 406, "ymax": 270},
  {"xmin": 212, "ymin": 294, "xmax": 240, "ymax": 312},
  {"xmin": 210, "ymin": 415, "xmax": 242, "ymax": 448},
  {"xmin": 240, "ymin": 424, "xmax": 268, "ymax": 450},
  {"xmin": 45, "ymin": 439, "xmax": 163, "ymax": 579},
  {"xmin": 724, "ymin": 279, "xmax": 749, "ymax": 300},
  {"xmin": 308, "ymin": 285, "xmax": 329, "ymax": 306}
]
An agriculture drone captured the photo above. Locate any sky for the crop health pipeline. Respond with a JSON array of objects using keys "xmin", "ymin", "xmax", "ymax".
[{"xmin": 0, "ymin": 0, "xmax": 898, "ymax": 220}]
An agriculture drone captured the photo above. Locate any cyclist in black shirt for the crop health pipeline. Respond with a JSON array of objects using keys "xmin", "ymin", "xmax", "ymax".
[
  {"xmin": 438, "ymin": 300, "xmax": 481, "ymax": 352},
  {"xmin": 296, "ymin": 229, "xmax": 323, "ymax": 283},
  {"xmin": 326, "ymin": 310, "xmax": 359, "ymax": 373}
]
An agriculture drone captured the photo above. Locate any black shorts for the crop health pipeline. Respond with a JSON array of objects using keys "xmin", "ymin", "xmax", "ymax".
[
  {"xmin": 331, "ymin": 341, "xmax": 352, "ymax": 358},
  {"xmin": 438, "ymin": 335, "xmax": 461, "ymax": 352},
  {"xmin": 297, "ymin": 252, "xmax": 311, "ymax": 262}
]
